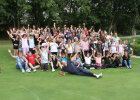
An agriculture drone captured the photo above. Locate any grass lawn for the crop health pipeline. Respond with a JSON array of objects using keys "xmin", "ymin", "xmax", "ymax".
[{"xmin": 0, "ymin": 40, "xmax": 140, "ymax": 100}]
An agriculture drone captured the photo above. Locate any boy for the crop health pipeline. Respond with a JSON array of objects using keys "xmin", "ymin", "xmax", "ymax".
[{"xmin": 8, "ymin": 49, "xmax": 31, "ymax": 73}]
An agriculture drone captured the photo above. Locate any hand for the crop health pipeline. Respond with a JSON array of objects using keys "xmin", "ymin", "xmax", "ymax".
[
  {"xmin": 28, "ymin": 24, "xmax": 30, "ymax": 27},
  {"xmin": 8, "ymin": 49, "xmax": 11, "ymax": 53},
  {"xmin": 83, "ymin": 23, "xmax": 85, "ymax": 25}
]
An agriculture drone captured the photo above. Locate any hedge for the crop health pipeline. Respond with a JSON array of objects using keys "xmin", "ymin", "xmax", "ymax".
[{"xmin": 131, "ymin": 44, "xmax": 140, "ymax": 56}]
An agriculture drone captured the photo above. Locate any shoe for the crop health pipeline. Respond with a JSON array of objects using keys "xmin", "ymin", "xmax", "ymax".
[
  {"xmin": 52, "ymin": 68, "xmax": 55, "ymax": 72},
  {"xmin": 33, "ymin": 69, "xmax": 37, "ymax": 72},
  {"xmin": 96, "ymin": 73, "xmax": 103, "ymax": 79},
  {"xmin": 129, "ymin": 66, "xmax": 132, "ymax": 69},
  {"xmin": 90, "ymin": 67, "xmax": 95, "ymax": 70},
  {"xmin": 26, "ymin": 69, "xmax": 31, "ymax": 73},
  {"xmin": 22, "ymin": 69, "xmax": 25, "ymax": 73},
  {"xmin": 84, "ymin": 67, "xmax": 87, "ymax": 69}
]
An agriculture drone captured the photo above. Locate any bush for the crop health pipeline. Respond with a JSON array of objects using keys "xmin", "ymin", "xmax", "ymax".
[{"xmin": 131, "ymin": 44, "xmax": 140, "ymax": 56}]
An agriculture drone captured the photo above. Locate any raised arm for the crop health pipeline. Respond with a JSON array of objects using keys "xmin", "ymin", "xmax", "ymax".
[{"xmin": 8, "ymin": 49, "xmax": 16, "ymax": 59}]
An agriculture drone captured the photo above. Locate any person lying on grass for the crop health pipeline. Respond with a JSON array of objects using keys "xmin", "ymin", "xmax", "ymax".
[
  {"xmin": 59, "ymin": 51, "xmax": 103, "ymax": 79},
  {"xmin": 8, "ymin": 49, "xmax": 31, "ymax": 73}
]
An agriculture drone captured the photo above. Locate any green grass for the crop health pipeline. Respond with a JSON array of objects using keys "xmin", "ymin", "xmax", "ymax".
[{"xmin": 0, "ymin": 40, "xmax": 140, "ymax": 100}]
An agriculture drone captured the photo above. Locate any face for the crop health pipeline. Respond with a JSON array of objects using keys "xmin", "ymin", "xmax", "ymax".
[
  {"xmin": 18, "ymin": 52, "xmax": 23, "ymax": 58},
  {"xmin": 62, "ymin": 54, "xmax": 65, "ymax": 58},
  {"xmin": 76, "ymin": 54, "xmax": 79, "ymax": 59},
  {"xmin": 28, "ymin": 52, "xmax": 32, "ymax": 56},
  {"xmin": 87, "ymin": 53, "xmax": 90, "ymax": 57}
]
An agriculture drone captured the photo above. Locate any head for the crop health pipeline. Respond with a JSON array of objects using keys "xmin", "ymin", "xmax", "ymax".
[
  {"xmin": 18, "ymin": 51, "xmax": 23, "ymax": 58},
  {"xmin": 97, "ymin": 52, "xmax": 101, "ymax": 57},
  {"xmin": 27, "ymin": 51, "xmax": 32, "ymax": 56},
  {"xmin": 41, "ymin": 46, "xmax": 45, "ymax": 51},
  {"xmin": 62, "ymin": 53, "xmax": 66, "ymax": 58},
  {"xmin": 124, "ymin": 51, "xmax": 128, "ymax": 56},
  {"xmin": 86, "ymin": 52, "xmax": 90, "ymax": 57},
  {"xmin": 114, "ymin": 32, "xmax": 118, "ymax": 37},
  {"xmin": 76, "ymin": 54, "xmax": 80, "ymax": 59}
]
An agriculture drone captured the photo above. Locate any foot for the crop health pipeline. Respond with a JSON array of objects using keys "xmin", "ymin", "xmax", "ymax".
[
  {"xmin": 26, "ymin": 69, "xmax": 31, "ymax": 73},
  {"xmin": 22, "ymin": 69, "xmax": 25, "ymax": 73},
  {"xmin": 52, "ymin": 68, "xmax": 55, "ymax": 72},
  {"xmin": 33, "ymin": 69, "xmax": 37, "ymax": 72},
  {"xmin": 96, "ymin": 73, "xmax": 103, "ymax": 79},
  {"xmin": 90, "ymin": 67, "xmax": 95, "ymax": 70}
]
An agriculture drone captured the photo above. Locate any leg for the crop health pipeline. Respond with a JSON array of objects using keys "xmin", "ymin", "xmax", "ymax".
[
  {"xmin": 123, "ymin": 60, "xmax": 129, "ymax": 68},
  {"xmin": 128, "ymin": 60, "xmax": 132, "ymax": 69},
  {"xmin": 17, "ymin": 62, "xmax": 25, "ymax": 72}
]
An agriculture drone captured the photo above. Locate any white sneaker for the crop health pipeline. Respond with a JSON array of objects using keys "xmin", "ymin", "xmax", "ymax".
[
  {"xmin": 22, "ymin": 69, "xmax": 25, "ymax": 73},
  {"xmin": 84, "ymin": 67, "xmax": 87, "ymax": 69},
  {"xmin": 52, "ymin": 68, "xmax": 55, "ymax": 72},
  {"xmin": 96, "ymin": 73, "xmax": 103, "ymax": 79},
  {"xmin": 90, "ymin": 67, "xmax": 95, "ymax": 70},
  {"xmin": 26, "ymin": 69, "xmax": 31, "ymax": 73},
  {"xmin": 33, "ymin": 69, "xmax": 37, "ymax": 72}
]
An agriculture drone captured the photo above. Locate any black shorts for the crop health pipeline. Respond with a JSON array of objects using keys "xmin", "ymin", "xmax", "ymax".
[
  {"xmin": 41, "ymin": 63, "xmax": 48, "ymax": 70},
  {"xmin": 13, "ymin": 46, "xmax": 18, "ymax": 49},
  {"xmin": 51, "ymin": 52, "xmax": 57, "ymax": 56}
]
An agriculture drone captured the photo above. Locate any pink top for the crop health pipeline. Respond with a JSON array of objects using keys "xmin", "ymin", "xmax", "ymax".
[
  {"xmin": 95, "ymin": 57, "xmax": 101, "ymax": 64},
  {"xmin": 22, "ymin": 38, "xmax": 29, "ymax": 48},
  {"xmin": 80, "ymin": 41, "xmax": 89, "ymax": 51}
]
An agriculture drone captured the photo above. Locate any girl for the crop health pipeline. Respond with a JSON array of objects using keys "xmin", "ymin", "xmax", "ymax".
[
  {"xmin": 117, "ymin": 40, "xmax": 124, "ymax": 56},
  {"xmin": 66, "ymin": 39, "xmax": 73, "ymax": 59},
  {"xmin": 122, "ymin": 51, "xmax": 132, "ymax": 69},
  {"xmin": 50, "ymin": 38, "xmax": 58, "ymax": 56},
  {"xmin": 7, "ymin": 31, "xmax": 19, "ymax": 56}
]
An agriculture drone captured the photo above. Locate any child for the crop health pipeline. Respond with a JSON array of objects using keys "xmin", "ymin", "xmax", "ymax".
[
  {"xmin": 66, "ymin": 39, "xmax": 73, "ymax": 59},
  {"xmin": 39, "ymin": 45, "xmax": 49, "ymax": 71},
  {"xmin": 122, "ymin": 51, "xmax": 132, "ymax": 69},
  {"xmin": 50, "ymin": 54, "xmax": 62, "ymax": 72},
  {"xmin": 82, "ymin": 48, "xmax": 94, "ymax": 69},
  {"xmin": 8, "ymin": 49, "xmax": 31, "ymax": 73},
  {"xmin": 24, "ymin": 51, "xmax": 40, "ymax": 72}
]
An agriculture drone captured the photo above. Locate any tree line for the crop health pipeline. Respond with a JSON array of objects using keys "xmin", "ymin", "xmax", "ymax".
[{"xmin": 0, "ymin": 0, "xmax": 140, "ymax": 38}]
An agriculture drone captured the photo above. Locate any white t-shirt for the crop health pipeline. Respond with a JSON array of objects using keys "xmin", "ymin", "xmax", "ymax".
[
  {"xmin": 118, "ymin": 44, "xmax": 124, "ymax": 54},
  {"xmin": 111, "ymin": 43, "xmax": 117, "ymax": 53},
  {"xmin": 29, "ymin": 38, "xmax": 35, "ymax": 48},
  {"xmin": 112, "ymin": 37, "xmax": 120, "ymax": 45},
  {"xmin": 66, "ymin": 44, "xmax": 73, "ymax": 53},
  {"xmin": 50, "ymin": 42, "xmax": 58, "ymax": 52},
  {"xmin": 85, "ymin": 57, "xmax": 91, "ymax": 65},
  {"xmin": 40, "ymin": 49, "xmax": 48, "ymax": 64}
]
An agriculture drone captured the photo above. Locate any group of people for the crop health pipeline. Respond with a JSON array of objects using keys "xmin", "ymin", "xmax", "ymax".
[{"xmin": 7, "ymin": 23, "xmax": 135, "ymax": 79}]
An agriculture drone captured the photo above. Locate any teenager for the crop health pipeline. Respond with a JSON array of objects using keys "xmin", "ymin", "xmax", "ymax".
[
  {"xmin": 8, "ymin": 49, "xmax": 31, "ymax": 73},
  {"xmin": 38, "ymin": 45, "xmax": 49, "ymax": 71},
  {"xmin": 59, "ymin": 52, "xmax": 103, "ymax": 79},
  {"xmin": 122, "ymin": 51, "xmax": 132, "ymax": 69},
  {"xmin": 24, "ymin": 50, "xmax": 40, "ymax": 72},
  {"xmin": 7, "ymin": 31, "xmax": 19, "ymax": 56}
]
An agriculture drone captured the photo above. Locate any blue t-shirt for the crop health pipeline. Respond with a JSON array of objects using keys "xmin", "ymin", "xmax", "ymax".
[
  {"xmin": 61, "ymin": 57, "xmax": 67, "ymax": 63},
  {"xmin": 15, "ymin": 56, "xmax": 25, "ymax": 63}
]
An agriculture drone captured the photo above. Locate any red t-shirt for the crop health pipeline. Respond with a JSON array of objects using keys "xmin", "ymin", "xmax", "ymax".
[
  {"xmin": 26, "ymin": 54, "xmax": 36, "ymax": 65},
  {"xmin": 84, "ymin": 30, "xmax": 89, "ymax": 35}
]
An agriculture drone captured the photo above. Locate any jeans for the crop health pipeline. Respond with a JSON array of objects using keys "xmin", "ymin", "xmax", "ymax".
[
  {"xmin": 75, "ymin": 67, "xmax": 94, "ymax": 77},
  {"xmin": 16, "ymin": 62, "xmax": 29, "ymax": 71},
  {"xmin": 123, "ymin": 60, "xmax": 131, "ymax": 67}
]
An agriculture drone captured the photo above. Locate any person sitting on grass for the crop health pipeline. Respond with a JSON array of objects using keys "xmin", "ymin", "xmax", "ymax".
[
  {"xmin": 38, "ymin": 44, "xmax": 49, "ymax": 72},
  {"xmin": 8, "ymin": 49, "xmax": 31, "ymax": 73},
  {"xmin": 82, "ymin": 48, "xmax": 94, "ymax": 69},
  {"xmin": 122, "ymin": 51, "xmax": 132, "ymax": 69},
  {"xmin": 50, "ymin": 54, "xmax": 62, "ymax": 72},
  {"xmin": 24, "ymin": 50, "xmax": 40, "ymax": 72},
  {"xmin": 59, "ymin": 51, "xmax": 103, "ymax": 79}
]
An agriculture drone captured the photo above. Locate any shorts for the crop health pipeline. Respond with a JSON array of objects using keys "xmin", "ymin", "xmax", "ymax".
[{"xmin": 41, "ymin": 63, "xmax": 48, "ymax": 70}]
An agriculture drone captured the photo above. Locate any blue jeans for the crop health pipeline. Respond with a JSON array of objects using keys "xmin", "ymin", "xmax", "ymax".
[
  {"xmin": 76, "ymin": 67, "xmax": 94, "ymax": 77},
  {"xmin": 123, "ymin": 60, "xmax": 131, "ymax": 67},
  {"xmin": 16, "ymin": 62, "xmax": 29, "ymax": 71}
]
